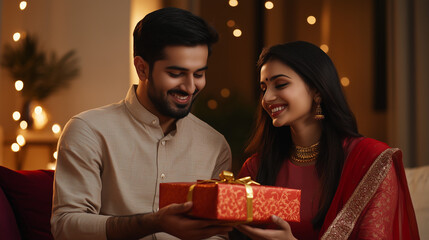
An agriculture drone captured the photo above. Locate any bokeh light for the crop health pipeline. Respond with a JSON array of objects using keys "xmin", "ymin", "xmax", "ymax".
[
  {"xmin": 20, "ymin": 120, "xmax": 28, "ymax": 130},
  {"xmin": 341, "ymin": 77, "xmax": 350, "ymax": 87},
  {"xmin": 19, "ymin": 1, "xmax": 27, "ymax": 10},
  {"xmin": 207, "ymin": 99, "xmax": 218, "ymax": 110},
  {"xmin": 13, "ymin": 32, "xmax": 21, "ymax": 42},
  {"xmin": 307, "ymin": 16, "xmax": 316, "ymax": 25},
  {"xmin": 220, "ymin": 88, "xmax": 231, "ymax": 98},
  {"xmin": 12, "ymin": 111, "xmax": 21, "ymax": 121},
  {"xmin": 47, "ymin": 161, "xmax": 56, "ymax": 170},
  {"xmin": 11, "ymin": 143, "xmax": 20, "ymax": 152},
  {"xmin": 265, "ymin": 1, "xmax": 274, "ymax": 9},
  {"xmin": 52, "ymin": 124, "xmax": 61, "ymax": 134},
  {"xmin": 226, "ymin": 20, "xmax": 236, "ymax": 28},
  {"xmin": 233, "ymin": 29, "xmax": 242, "ymax": 37},
  {"xmin": 229, "ymin": 0, "xmax": 238, "ymax": 7},
  {"xmin": 15, "ymin": 80, "xmax": 24, "ymax": 91},
  {"xmin": 16, "ymin": 135, "xmax": 26, "ymax": 146},
  {"xmin": 320, "ymin": 44, "xmax": 329, "ymax": 53}
]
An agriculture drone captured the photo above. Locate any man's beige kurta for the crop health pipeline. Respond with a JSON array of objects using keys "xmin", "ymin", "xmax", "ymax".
[{"xmin": 51, "ymin": 85, "xmax": 232, "ymax": 240}]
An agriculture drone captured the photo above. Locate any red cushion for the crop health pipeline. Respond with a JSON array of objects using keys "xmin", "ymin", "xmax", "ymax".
[
  {"xmin": 0, "ymin": 166, "xmax": 54, "ymax": 240},
  {"xmin": 0, "ymin": 186, "xmax": 21, "ymax": 240}
]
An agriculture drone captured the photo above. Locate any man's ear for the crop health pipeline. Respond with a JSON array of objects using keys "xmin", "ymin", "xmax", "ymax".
[{"xmin": 134, "ymin": 56, "xmax": 149, "ymax": 81}]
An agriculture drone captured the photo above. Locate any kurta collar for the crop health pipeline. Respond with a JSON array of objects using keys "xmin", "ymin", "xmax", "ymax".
[{"xmin": 124, "ymin": 85, "xmax": 183, "ymax": 137}]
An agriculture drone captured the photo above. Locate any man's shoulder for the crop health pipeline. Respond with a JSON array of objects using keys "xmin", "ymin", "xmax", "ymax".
[
  {"xmin": 61, "ymin": 101, "xmax": 126, "ymax": 141},
  {"xmin": 73, "ymin": 100, "xmax": 125, "ymax": 122}
]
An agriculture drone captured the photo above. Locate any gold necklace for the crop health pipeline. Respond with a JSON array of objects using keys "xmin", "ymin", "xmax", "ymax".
[{"xmin": 291, "ymin": 142, "xmax": 320, "ymax": 163}]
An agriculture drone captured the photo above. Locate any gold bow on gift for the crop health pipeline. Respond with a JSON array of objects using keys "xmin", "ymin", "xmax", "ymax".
[
  {"xmin": 187, "ymin": 171, "xmax": 260, "ymax": 222},
  {"xmin": 218, "ymin": 171, "xmax": 260, "ymax": 185}
]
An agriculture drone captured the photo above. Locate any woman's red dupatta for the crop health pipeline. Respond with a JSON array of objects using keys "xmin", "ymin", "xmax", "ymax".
[{"xmin": 319, "ymin": 138, "xmax": 420, "ymax": 239}]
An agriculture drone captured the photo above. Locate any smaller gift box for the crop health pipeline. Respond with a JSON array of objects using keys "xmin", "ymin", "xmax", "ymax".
[{"xmin": 159, "ymin": 172, "xmax": 301, "ymax": 223}]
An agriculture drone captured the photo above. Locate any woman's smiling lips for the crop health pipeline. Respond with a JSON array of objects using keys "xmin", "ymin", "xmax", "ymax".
[{"xmin": 268, "ymin": 104, "xmax": 287, "ymax": 118}]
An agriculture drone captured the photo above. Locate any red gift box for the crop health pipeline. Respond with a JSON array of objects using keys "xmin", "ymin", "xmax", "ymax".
[{"xmin": 159, "ymin": 181, "xmax": 301, "ymax": 223}]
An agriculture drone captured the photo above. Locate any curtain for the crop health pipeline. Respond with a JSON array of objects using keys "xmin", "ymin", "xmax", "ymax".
[{"xmin": 387, "ymin": 0, "xmax": 429, "ymax": 167}]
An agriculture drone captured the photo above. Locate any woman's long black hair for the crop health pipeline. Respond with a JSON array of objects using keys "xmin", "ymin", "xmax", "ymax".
[{"xmin": 245, "ymin": 41, "xmax": 361, "ymax": 229}]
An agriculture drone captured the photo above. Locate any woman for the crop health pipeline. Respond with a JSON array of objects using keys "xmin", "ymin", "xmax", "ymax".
[{"xmin": 234, "ymin": 41, "xmax": 419, "ymax": 239}]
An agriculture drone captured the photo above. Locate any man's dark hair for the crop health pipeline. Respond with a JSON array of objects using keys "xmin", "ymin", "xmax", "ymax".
[{"xmin": 133, "ymin": 7, "xmax": 218, "ymax": 70}]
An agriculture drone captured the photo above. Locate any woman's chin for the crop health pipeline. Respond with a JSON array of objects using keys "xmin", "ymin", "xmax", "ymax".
[{"xmin": 272, "ymin": 119, "xmax": 286, "ymax": 127}]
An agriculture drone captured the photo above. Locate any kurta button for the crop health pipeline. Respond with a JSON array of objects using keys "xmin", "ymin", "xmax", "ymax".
[
  {"xmin": 160, "ymin": 173, "xmax": 166, "ymax": 179},
  {"xmin": 161, "ymin": 140, "xmax": 166, "ymax": 145},
  {"xmin": 152, "ymin": 120, "xmax": 157, "ymax": 125}
]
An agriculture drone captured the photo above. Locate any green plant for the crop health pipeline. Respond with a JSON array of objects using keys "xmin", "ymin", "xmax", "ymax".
[{"xmin": 1, "ymin": 35, "xmax": 79, "ymax": 101}]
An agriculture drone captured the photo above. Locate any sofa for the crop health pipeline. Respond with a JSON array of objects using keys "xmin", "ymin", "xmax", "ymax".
[
  {"xmin": 0, "ymin": 166, "xmax": 54, "ymax": 240},
  {"xmin": 405, "ymin": 165, "xmax": 429, "ymax": 239},
  {"xmin": 0, "ymin": 165, "xmax": 428, "ymax": 239}
]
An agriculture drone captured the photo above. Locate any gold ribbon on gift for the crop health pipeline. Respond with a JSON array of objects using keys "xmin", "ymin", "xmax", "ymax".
[{"xmin": 187, "ymin": 171, "xmax": 260, "ymax": 222}]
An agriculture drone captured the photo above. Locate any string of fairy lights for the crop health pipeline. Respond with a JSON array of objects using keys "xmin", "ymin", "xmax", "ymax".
[
  {"xmin": 225, "ymin": 0, "xmax": 351, "ymax": 88},
  {"xmin": 209, "ymin": 0, "xmax": 349, "ymax": 111},
  {"xmin": 9, "ymin": 1, "xmax": 61, "ymax": 169}
]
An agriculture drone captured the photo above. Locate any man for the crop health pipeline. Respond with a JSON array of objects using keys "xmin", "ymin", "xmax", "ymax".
[{"xmin": 51, "ymin": 7, "xmax": 232, "ymax": 240}]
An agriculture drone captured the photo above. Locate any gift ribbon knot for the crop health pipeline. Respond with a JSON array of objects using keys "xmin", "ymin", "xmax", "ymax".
[{"xmin": 187, "ymin": 171, "xmax": 260, "ymax": 222}]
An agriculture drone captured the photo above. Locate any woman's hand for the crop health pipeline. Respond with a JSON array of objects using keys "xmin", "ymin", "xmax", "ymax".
[{"xmin": 235, "ymin": 215, "xmax": 297, "ymax": 240}]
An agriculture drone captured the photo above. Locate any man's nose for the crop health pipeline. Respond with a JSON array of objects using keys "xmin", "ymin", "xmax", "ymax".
[{"xmin": 180, "ymin": 75, "xmax": 196, "ymax": 94}]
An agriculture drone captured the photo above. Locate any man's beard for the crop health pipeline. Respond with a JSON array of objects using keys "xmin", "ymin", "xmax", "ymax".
[{"xmin": 147, "ymin": 75, "xmax": 198, "ymax": 119}]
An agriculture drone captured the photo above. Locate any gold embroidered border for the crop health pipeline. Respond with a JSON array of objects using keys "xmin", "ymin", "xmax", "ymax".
[{"xmin": 321, "ymin": 148, "xmax": 398, "ymax": 240}]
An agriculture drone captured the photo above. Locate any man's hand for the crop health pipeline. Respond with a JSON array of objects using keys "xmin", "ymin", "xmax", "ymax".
[
  {"xmin": 235, "ymin": 215, "xmax": 297, "ymax": 240},
  {"xmin": 106, "ymin": 202, "xmax": 232, "ymax": 240},
  {"xmin": 153, "ymin": 202, "xmax": 232, "ymax": 240}
]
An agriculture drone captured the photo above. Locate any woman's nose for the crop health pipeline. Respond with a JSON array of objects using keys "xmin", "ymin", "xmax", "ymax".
[{"xmin": 263, "ymin": 88, "xmax": 276, "ymax": 103}]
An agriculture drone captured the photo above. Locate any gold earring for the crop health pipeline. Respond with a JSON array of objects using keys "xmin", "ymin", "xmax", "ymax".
[{"xmin": 314, "ymin": 101, "xmax": 325, "ymax": 120}]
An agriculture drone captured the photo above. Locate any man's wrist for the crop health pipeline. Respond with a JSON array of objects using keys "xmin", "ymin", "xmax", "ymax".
[{"xmin": 106, "ymin": 213, "xmax": 159, "ymax": 240}]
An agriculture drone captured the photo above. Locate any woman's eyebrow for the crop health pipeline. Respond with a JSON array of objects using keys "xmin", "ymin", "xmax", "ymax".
[{"xmin": 267, "ymin": 74, "xmax": 291, "ymax": 81}]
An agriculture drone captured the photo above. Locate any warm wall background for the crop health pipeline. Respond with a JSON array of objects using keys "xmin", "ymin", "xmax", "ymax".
[
  {"xmin": 0, "ymin": 0, "xmax": 131, "ymax": 136},
  {"xmin": 0, "ymin": 0, "xmax": 132, "ymax": 169}
]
